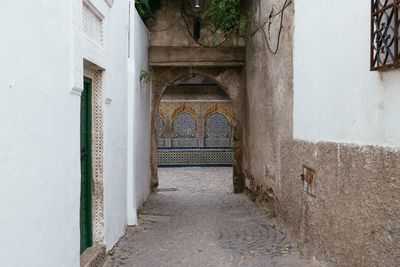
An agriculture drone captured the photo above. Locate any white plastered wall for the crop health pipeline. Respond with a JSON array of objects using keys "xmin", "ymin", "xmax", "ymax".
[
  {"xmin": 79, "ymin": 0, "xmax": 131, "ymax": 250},
  {"xmin": 102, "ymin": 0, "xmax": 131, "ymax": 250},
  {"xmin": 293, "ymin": 0, "xmax": 400, "ymax": 147},
  {"xmin": 0, "ymin": 0, "xmax": 147, "ymax": 264},
  {"xmin": 0, "ymin": 1, "xmax": 79, "ymax": 266},
  {"xmin": 127, "ymin": 4, "xmax": 151, "ymax": 225}
]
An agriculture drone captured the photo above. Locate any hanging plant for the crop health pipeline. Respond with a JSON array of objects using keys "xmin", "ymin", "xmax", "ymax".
[
  {"xmin": 139, "ymin": 70, "xmax": 155, "ymax": 84},
  {"xmin": 135, "ymin": 0, "xmax": 161, "ymax": 22},
  {"xmin": 201, "ymin": 0, "xmax": 246, "ymax": 37}
]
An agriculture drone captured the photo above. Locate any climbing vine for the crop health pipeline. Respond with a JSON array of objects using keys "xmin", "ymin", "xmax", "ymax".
[
  {"xmin": 139, "ymin": 70, "xmax": 155, "ymax": 84},
  {"xmin": 201, "ymin": 0, "xmax": 246, "ymax": 38}
]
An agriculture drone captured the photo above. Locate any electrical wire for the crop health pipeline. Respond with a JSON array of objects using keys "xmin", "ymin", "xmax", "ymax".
[
  {"xmin": 149, "ymin": 18, "xmax": 180, "ymax": 32},
  {"xmin": 252, "ymin": 0, "xmax": 292, "ymax": 55}
]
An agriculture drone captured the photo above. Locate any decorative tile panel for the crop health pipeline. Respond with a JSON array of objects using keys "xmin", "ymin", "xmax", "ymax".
[
  {"xmin": 205, "ymin": 112, "xmax": 230, "ymax": 138},
  {"xmin": 204, "ymin": 112, "xmax": 231, "ymax": 147},
  {"xmin": 156, "ymin": 115, "xmax": 165, "ymax": 138},
  {"xmin": 158, "ymin": 138, "xmax": 167, "ymax": 147},
  {"xmin": 204, "ymin": 138, "xmax": 232, "ymax": 148},
  {"xmin": 171, "ymin": 138, "xmax": 198, "ymax": 147},
  {"xmin": 172, "ymin": 112, "xmax": 197, "ymax": 138},
  {"xmin": 91, "ymin": 70, "xmax": 104, "ymax": 243},
  {"xmin": 157, "ymin": 148, "xmax": 233, "ymax": 167},
  {"xmin": 157, "ymin": 101, "xmax": 233, "ymax": 166}
]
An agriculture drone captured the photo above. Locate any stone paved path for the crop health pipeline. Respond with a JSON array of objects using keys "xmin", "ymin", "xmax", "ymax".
[{"xmin": 105, "ymin": 168, "xmax": 315, "ymax": 267}]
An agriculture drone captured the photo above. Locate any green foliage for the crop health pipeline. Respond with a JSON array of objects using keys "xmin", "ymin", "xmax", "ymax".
[
  {"xmin": 135, "ymin": 0, "xmax": 160, "ymax": 20},
  {"xmin": 202, "ymin": 0, "xmax": 246, "ymax": 37},
  {"xmin": 140, "ymin": 70, "xmax": 155, "ymax": 84}
]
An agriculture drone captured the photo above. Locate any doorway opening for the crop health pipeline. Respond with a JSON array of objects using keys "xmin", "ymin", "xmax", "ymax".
[
  {"xmin": 80, "ymin": 77, "xmax": 93, "ymax": 253},
  {"xmin": 155, "ymin": 74, "xmax": 233, "ymax": 179},
  {"xmin": 151, "ymin": 69, "xmax": 244, "ymax": 193},
  {"xmin": 80, "ymin": 62, "xmax": 106, "ymax": 263}
]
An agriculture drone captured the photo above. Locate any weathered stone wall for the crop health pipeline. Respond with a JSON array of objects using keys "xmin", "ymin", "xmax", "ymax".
[
  {"xmin": 149, "ymin": 0, "xmax": 245, "ymax": 48},
  {"xmin": 280, "ymin": 140, "xmax": 400, "ymax": 266},
  {"xmin": 243, "ymin": 0, "xmax": 294, "ymax": 206},
  {"xmin": 244, "ymin": 1, "xmax": 400, "ymax": 266}
]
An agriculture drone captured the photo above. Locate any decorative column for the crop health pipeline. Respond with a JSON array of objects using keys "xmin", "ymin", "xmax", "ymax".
[
  {"xmin": 197, "ymin": 102, "xmax": 205, "ymax": 148},
  {"xmin": 164, "ymin": 115, "xmax": 172, "ymax": 148}
]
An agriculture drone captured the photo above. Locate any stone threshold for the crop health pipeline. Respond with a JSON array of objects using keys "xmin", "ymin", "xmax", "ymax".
[{"xmin": 80, "ymin": 245, "xmax": 106, "ymax": 267}]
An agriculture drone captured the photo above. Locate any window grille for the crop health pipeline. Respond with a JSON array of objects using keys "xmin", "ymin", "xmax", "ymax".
[{"xmin": 371, "ymin": 0, "xmax": 400, "ymax": 71}]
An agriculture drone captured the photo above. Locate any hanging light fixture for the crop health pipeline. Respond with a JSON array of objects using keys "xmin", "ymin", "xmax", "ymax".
[
  {"xmin": 193, "ymin": 0, "xmax": 202, "ymax": 41},
  {"xmin": 193, "ymin": 0, "xmax": 202, "ymax": 14}
]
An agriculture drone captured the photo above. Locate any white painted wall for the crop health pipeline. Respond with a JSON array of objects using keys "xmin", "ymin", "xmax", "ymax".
[
  {"xmin": 78, "ymin": 0, "xmax": 132, "ymax": 251},
  {"xmin": 127, "ymin": 5, "xmax": 151, "ymax": 225},
  {"xmin": 100, "ymin": 0, "xmax": 131, "ymax": 250},
  {"xmin": 0, "ymin": 0, "xmax": 143, "ymax": 265},
  {"xmin": 0, "ymin": 1, "xmax": 79, "ymax": 266},
  {"xmin": 293, "ymin": 0, "xmax": 400, "ymax": 147}
]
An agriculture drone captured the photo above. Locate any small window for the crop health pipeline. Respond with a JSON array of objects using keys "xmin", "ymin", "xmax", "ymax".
[
  {"xmin": 371, "ymin": 0, "xmax": 400, "ymax": 71},
  {"xmin": 83, "ymin": 1, "xmax": 104, "ymax": 46}
]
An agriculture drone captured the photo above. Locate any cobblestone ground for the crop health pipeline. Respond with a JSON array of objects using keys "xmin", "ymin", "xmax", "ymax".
[{"xmin": 105, "ymin": 168, "xmax": 316, "ymax": 267}]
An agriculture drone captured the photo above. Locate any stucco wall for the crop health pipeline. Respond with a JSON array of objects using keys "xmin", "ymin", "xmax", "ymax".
[
  {"xmin": 243, "ymin": 0, "xmax": 294, "ymax": 199},
  {"xmin": 0, "ymin": 0, "xmax": 140, "ymax": 265},
  {"xmin": 293, "ymin": 0, "xmax": 400, "ymax": 147},
  {"xmin": 244, "ymin": 0, "xmax": 400, "ymax": 266},
  {"xmin": 79, "ymin": 0, "xmax": 132, "ymax": 251},
  {"xmin": 99, "ymin": 0, "xmax": 131, "ymax": 250},
  {"xmin": 0, "ymin": 1, "xmax": 78, "ymax": 266},
  {"xmin": 149, "ymin": 0, "xmax": 245, "ymax": 48},
  {"xmin": 127, "ymin": 7, "xmax": 151, "ymax": 221},
  {"xmin": 285, "ymin": 0, "xmax": 400, "ymax": 265},
  {"xmin": 280, "ymin": 140, "xmax": 400, "ymax": 266}
]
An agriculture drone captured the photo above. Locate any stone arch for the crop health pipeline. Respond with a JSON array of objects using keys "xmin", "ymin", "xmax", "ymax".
[{"xmin": 151, "ymin": 68, "xmax": 244, "ymax": 193}]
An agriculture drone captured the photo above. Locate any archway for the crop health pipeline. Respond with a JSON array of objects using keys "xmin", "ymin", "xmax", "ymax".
[{"xmin": 150, "ymin": 68, "xmax": 244, "ymax": 193}]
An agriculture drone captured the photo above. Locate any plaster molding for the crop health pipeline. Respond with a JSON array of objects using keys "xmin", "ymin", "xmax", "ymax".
[
  {"xmin": 83, "ymin": 0, "xmax": 105, "ymax": 20},
  {"xmin": 171, "ymin": 103, "xmax": 197, "ymax": 121},
  {"xmin": 105, "ymin": 0, "xmax": 114, "ymax": 7},
  {"xmin": 71, "ymin": 86, "xmax": 84, "ymax": 96},
  {"xmin": 158, "ymin": 109, "xmax": 166, "ymax": 121},
  {"xmin": 204, "ymin": 103, "xmax": 232, "ymax": 123}
]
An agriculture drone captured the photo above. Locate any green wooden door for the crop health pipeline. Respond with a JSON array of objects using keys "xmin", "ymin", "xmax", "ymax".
[{"xmin": 80, "ymin": 77, "xmax": 93, "ymax": 253}]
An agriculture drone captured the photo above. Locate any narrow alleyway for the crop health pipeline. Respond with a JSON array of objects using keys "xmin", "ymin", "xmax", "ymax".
[{"xmin": 105, "ymin": 168, "xmax": 313, "ymax": 267}]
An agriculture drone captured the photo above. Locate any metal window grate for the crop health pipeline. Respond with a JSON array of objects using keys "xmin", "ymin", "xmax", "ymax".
[{"xmin": 371, "ymin": 0, "xmax": 400, "ymax": 71}]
